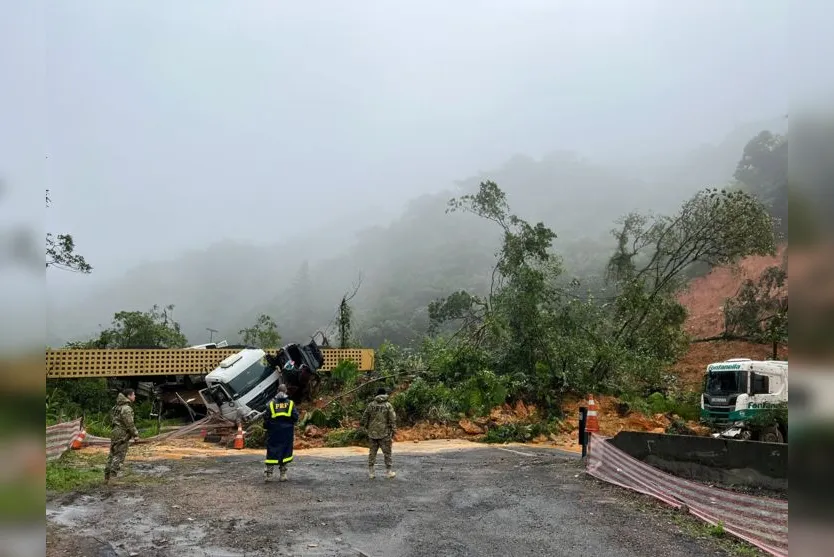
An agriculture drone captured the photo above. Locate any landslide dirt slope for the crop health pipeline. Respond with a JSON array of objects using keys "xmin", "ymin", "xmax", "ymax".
[{"xmin": 673, "ymin": 244, "xmax": 788, "ymax": 389}]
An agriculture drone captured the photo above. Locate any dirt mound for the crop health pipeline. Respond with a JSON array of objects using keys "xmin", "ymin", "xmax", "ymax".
[
  {"xmin": 560, "ymin": 395, "xmax": 709, "ymax": 438},
  {"xmin": 677, "ymin": 245, "xmax": 787, "ymax": 339},
  {"xmin": 670, "ymin": 244, "xmax": 789, "ymax": 389},
  {"xmin": 394, "ymin": 423, "xmax": 463, "ymax": 442}
]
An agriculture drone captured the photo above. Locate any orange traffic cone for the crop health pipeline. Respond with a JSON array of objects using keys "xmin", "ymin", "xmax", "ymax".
[
  {"xmin": 233, "ymin": 424, "xmax": 245, "ymax": 450},
  {"xmin": 71, "ymin": 429, "xmax": 87, "ymax": 450},
  {"xmin": 586, "ymin": 395, "xmax": 600, "ymax": 433}
]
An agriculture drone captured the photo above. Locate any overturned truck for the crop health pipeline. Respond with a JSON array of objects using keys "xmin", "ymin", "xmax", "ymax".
[{"xmin": 198, "ymin": 339, "xmax": 325, "ymax": 424}]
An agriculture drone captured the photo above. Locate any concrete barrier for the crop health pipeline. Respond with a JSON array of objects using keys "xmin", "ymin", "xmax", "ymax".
[{"xmin": 609, "ymin": 431, "xmax": 787, "ymax": 492}]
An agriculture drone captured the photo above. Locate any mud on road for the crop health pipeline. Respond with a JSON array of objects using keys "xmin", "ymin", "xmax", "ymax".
[{"xmin": 47, "ymin": 441, "xmax": 743, "ymax": 557}]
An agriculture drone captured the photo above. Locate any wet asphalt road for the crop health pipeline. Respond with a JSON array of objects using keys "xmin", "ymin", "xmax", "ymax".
[{"xmin": 46, "ymin": 444, "xmax": 737, "ymax": 557}]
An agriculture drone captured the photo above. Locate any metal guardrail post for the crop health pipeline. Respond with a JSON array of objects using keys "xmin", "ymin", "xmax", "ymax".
[{"xmin": 579, "ymin": 406, "xmax": 588, "ymax": 458}]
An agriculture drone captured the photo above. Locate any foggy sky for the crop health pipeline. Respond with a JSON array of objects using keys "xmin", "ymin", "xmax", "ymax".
[
  {"xmin": 39, "ymin": 1, "xmax": 790, "ymax": 282},
  {"xmin": 2, "ymin": 0, "xmax": 819, "ymax": 350}
]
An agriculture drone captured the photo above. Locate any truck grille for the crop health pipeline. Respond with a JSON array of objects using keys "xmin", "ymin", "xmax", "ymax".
[
  {"xmin": 246, "ymin": 382, "xmax": 279, "ymax": 413},
  {"xmin": 704, "ymin": 404, "xmax": 733, "ymax": 424}
]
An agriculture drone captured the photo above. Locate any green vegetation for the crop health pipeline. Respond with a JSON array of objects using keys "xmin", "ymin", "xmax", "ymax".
[
  {"xmin": 482, "ymin": 422, "xmax": 554, "ymax": 444},
  {"xmin": 46, "ymin": 452, "xmax": 107, "ymax": 493},
  {"xmin": 45, "ymin": 128, "xmax": 791, "ymax": 453},
  {"xmin": 723, "ymin": 264, "xmax": 788, "ymax": 359},
  {"xmin": 65, "ymin": 304, "xmax": 187, "ymax": 349},
  {"xmin": 324, "ymin": 427, "xmax": 369, "ymax": 447},
  {"xmin": 48, "ymin": 304, "xmax": 190, "ymax": 428},
  {"xmin": 329, "ymin": 360, "xmax": 361, "ymax": 390},
  {"xmin": 639, "ymin": 391, "xmax": 702, "ymax": 421},
  {"xmin": 47, "ymin": 373, "xmax": 179, "ymax": 438},
  {"xmin": 422, "ymin": 180, "xmax": 774, "ymax": 416},
  {"xmin": 46, "ymin": 451, "xmax": 163, "ymax": 493},
  {"xmin": 670, "ymin": 514, "xmax": 763, "ymax": 557},
  {"xmin": 746, "ymin": 402, "xmax": 788, "ymax": 432},
  {"xmin": 239, "ymin": 313, "xmax": 281, "ymax": 348}
]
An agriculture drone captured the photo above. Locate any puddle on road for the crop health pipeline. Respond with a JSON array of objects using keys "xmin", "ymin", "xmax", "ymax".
[
  {"xmin": 46, "ymin": 494, "xmax": 102, "ymax": 527},
  {"xmin": 131, "ymin": 463, "xmax": 172, "ymax": 476}
]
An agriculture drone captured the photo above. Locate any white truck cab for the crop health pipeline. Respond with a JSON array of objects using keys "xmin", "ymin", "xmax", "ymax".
[
  {"xmin": 700, "ymin": 357, "xmax": 788, "ymax": 441},
  {"xmin": 199, "ymin": 349, "xmax": 281, "ymax": 423}
]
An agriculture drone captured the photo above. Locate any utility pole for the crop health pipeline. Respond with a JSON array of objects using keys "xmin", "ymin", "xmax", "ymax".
[{"xmin": 206, "ymin": 327, "xmax": 218, "ymax": 342}]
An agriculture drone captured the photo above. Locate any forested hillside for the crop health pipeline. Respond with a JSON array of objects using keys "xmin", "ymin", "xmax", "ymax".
[
  {"xmin": 48, "ymin": 118, "xmax": 800, "ymax": 450},
  {"xmin": 48, "ymin": 119, "xmax": 789, "ymax": 349}
]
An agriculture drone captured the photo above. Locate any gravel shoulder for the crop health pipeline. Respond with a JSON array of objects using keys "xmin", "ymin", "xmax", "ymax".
[{"xmin": 47, "ymin": 442, "xmax": 752, "ymax": 557}]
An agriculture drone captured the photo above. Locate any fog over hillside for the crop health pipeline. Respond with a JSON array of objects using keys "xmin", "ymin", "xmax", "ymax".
[
  {"xmin": 48, "ymin": 119, "xmax": 785, "ymax": 348},
  {"xmin": 35, "ymin": 2, "xmax": 798, "ymax": 348}
]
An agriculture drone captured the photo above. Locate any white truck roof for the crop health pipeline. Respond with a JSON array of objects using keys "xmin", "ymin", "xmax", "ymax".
[
  {"xmin": 205, "ymin": 348, "xmax": 266, "ymax": 382},
  {"xmin": 707, "ymin": 359, "xmax": 788, "ymax": 376}
]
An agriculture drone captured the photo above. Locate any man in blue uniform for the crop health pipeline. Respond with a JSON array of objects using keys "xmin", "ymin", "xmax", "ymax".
[{"xmin": 263, "ymin": 384, "xmax": 299, "ymax": 482}]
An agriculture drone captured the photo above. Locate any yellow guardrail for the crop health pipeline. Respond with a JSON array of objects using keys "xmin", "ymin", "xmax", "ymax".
[{"xmin": 45, "ymin": 348, "xmax": 375, "ymax": 379}]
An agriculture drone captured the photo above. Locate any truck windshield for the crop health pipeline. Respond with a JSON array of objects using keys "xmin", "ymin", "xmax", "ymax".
[
  {"xmin": 225, "ymin": 361, "xmax": 275, "ymax": 398},
  {"xmin": 706, "ymin": 370, "xmax": 747, "ymax": 395}
]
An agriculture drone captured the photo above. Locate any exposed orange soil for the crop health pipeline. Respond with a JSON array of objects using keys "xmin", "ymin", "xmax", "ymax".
[
  {"xmin": 672, "ymin": 244, "xmax": 788, "ymax": 389},
  {"xmin": 677, "ymin": 245, "xmax": 787, "ymax": 339}
]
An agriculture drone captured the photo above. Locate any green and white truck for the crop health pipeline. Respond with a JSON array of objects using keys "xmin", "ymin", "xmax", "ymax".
[{"xmin": 700, "ymin": 358, "xmax": 788, "ymax": 443}]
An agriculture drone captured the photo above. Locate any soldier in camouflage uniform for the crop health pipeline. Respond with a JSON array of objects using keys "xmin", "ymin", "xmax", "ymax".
[
  {"xmin": 361, "ymin": 388, "xmax": 397, "ymax": 479},
  {"xmin": 104, "ymin": 388, "xmax": 141, "ymax": 484}
]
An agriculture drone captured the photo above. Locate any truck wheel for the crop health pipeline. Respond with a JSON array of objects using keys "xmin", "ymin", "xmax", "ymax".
[{"xmin": 760, "ymin": 425, "xmax": 784, "ymax": 443}]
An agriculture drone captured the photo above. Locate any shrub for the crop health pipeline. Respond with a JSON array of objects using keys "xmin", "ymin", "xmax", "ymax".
[
  {"xmin": 391, "ymin": 378, "xmax": 459, "ymax": 424},
  {"xmin": 300, "ymin": 408, "xmax": 343, "ymax": 429},
  {"xmin": 747, "ymin": 402, "xmax": 788, "ymax": 431},
  {"xmin": 329, "ymin": 360, "xmax": 360, "ymax": 390},
  {"xmin": 46, "ymin": 378, "xmax": 113, "ymax": 423},
  {"xmin": 455, "ymin": 370, "xmax": 509, "ymax": 417},
  {"xmin": 668, "ymin": 391, "xmax": 702, "ymax": 421},
  {"xmin": 481, "ymin": 422, "xmax": 553, "ymax": 444},
  {"xmin": 647, "ymin": 392, "xmax": 669, "ymax": 414},
  {"xmin": 244, "ymin": 423, "xmax": 266, "ymax": 448},
  {"xmin": 324, "ymin": 427, "xmax": 369, "ymax": 447}
]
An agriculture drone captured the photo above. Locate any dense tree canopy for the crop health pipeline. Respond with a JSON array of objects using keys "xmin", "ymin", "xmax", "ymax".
[
  {"xmin": 67, "ymin": 304, "xmax": 187, "ymax": 349},
  {"xmin": 238, "ymin": 313, "xmax": 281, "ymax": 348}
]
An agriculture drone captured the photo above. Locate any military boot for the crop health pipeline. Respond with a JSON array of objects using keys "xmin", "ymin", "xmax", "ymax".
[
  {"xmin": 264, "ymin": 468, "xmax": 272, "ymax": 483},
  {"xmin": 279, "ymin": 468, "xmax": 288, "ymax": 482},
  {"xmin": 386, "ymin": 468, "xmax": 396, "ymax": 479},
  {"xmin": 368, "ymin": 466, "xmax": 376, "ymax": 479}
]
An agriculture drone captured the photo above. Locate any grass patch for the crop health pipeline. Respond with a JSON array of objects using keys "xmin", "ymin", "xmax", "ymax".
[
  {"xmin": 46, "ymin": 452, "xmax": 107, "ymax": 493},
  {"xmin": 670, "ymin": 514, "xmax": 764, "ymax": 557},
  {"xmin": 46, "ymin": 450, "xmax": 164, "ymax": 493}
]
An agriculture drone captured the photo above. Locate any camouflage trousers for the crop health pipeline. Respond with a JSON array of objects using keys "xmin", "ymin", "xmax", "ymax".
[
  {"xmin": 105, "ymin": 437, "xmax": 131, "ymax": 477},
  {"xmin": 368, "ymin": 436, "xmax": 393, "ymax": 468}
]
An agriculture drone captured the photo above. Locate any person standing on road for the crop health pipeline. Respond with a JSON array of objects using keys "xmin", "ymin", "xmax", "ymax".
[
  {"xmin": 361, "ymin": 387, "xmax": 397, "ymax": 479},
  {"xmin": 104, "ymin": 388, "xmax": 141, "ymax": 484},
  {"xmin": 263, "ymin": 384, "xmax": 299, "ymax": 482}
]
